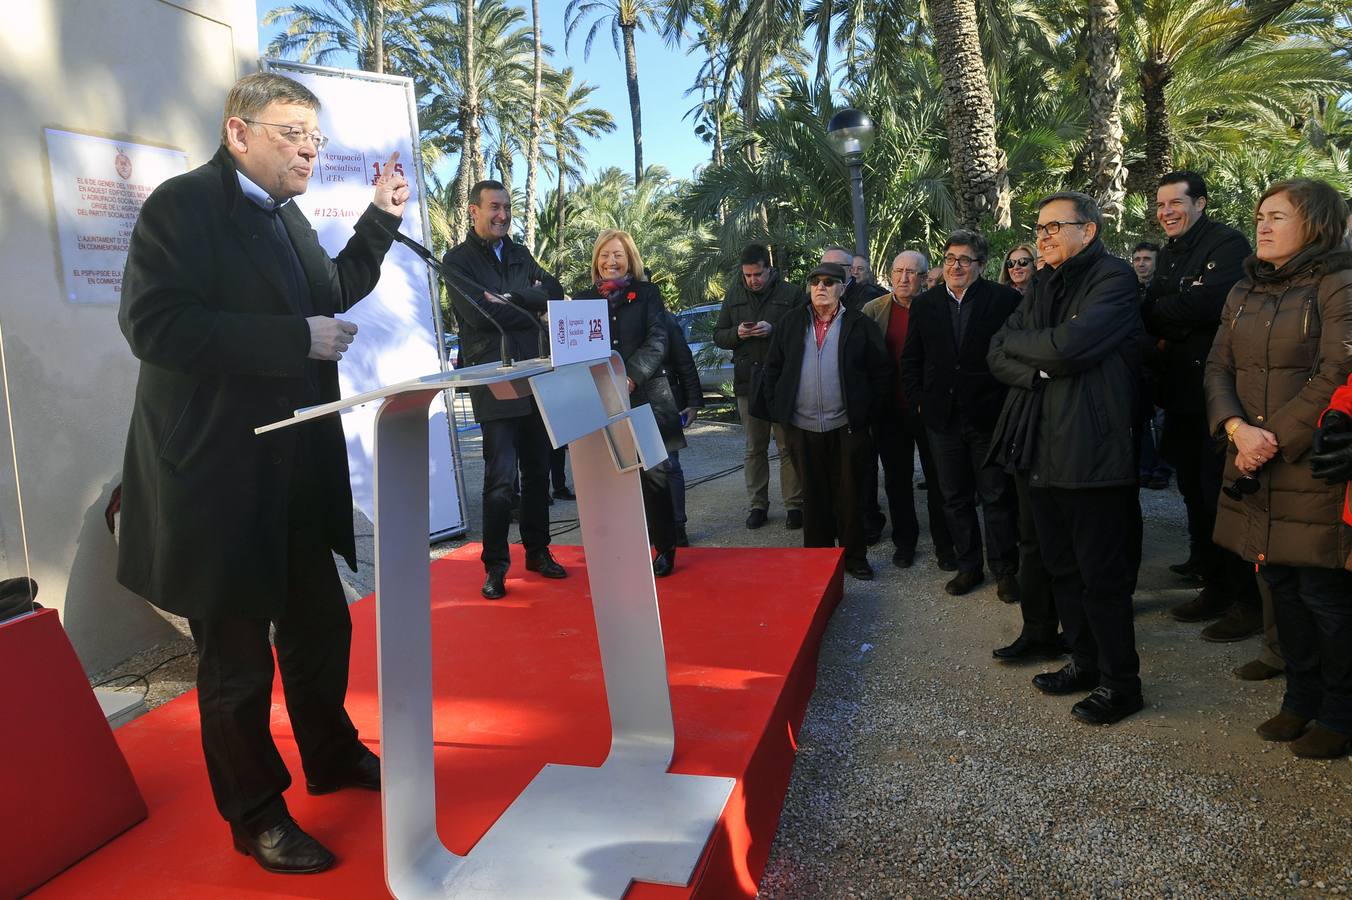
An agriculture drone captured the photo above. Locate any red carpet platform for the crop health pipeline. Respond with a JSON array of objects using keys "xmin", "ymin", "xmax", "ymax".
[{"xmin": 32, "ymin": 544, "xmax": 843, "ymax": 899}]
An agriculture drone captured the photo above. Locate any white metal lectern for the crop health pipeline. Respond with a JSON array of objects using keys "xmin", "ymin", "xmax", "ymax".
[{"xmin": 258, "ymin": 353, "xmax": 735, "ymax": 899}]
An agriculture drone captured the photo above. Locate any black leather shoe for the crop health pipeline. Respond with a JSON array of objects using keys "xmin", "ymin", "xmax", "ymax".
[
  {"xmin": 996, "ymin": 573, "xmax": 1020, "ymax": 604},
  {"xmin": 1033, "ymin": 662, "xmax": 1099, "ymax": 695},
  {"xmin": 892, "ymin": 547, "xmax": 915, "ymax": 568},
  {"xmin": 481, "ymin": 567, "xmax": 507, "ymax": 599},
  {"xmin": 525, "ymin": 549, "xmax": 567, "ymax": 579},
  {"xmin": 1168, "ymin": 556, "xmax": 1206, "ymax": 581},
  {"xmin": 653, "ymin": 548, "xmax": 676, "ymax": 577},
  {"xmin": 746, "ymin": 508, "xmax": 767, "ymax": 529},
  {"xmin": 306, "ymin": 749, "xmax": 380, "ymax": 795},
  {"xmin": 993, "ymin": 635, "xmax": 1065, "ymax": 662},
  {"xmin": 231, "ymin": 816, "xmax": 335, "ymax": 874},
  {"xmin": 674, "ymin": 525, "xmax": 690, "ymax": 547},
  {"xmin": 1071, "ymin": 686, "xmax": 1144, "ymax": 725},
  {"xmin": 935, "ymin": 552, "xmax": 958, "ymax": 572},
  {"xmin": 945, "ymin": 570, "xmax": 984, "ymax": 596},
  {"xmin": 553, "ymin": 486, "xmax": 576, "ymax": 501},
  {"xmin": 785, "ymin": 509, "xmax": 803, "ymax": 530},
  {"xmin": 845, "ymin": 560, "xmax": 874, "ymax": 580}
]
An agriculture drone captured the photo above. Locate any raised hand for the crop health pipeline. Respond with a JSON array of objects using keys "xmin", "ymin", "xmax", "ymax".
[{"xmin": 372, "ymin": 151, "xmax": 408, "ymax": 216}]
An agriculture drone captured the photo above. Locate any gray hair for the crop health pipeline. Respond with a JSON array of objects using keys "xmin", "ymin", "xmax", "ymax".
[
  {"xmin": 892, "ymin": 250, "xmax": 928, "ymax": 274},
  {"xmin": 1038, "ymin": 191, "xmax": 1103, "ymax": 233},
  {"xmin": 221, "ymin": 73, "xmax": 321, "ymax": 144},
  {"xmin": 821, "ymin": 246, "xmax": 853, "ymax": 266}
]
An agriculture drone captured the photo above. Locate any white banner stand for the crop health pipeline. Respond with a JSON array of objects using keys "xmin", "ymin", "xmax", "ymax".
[{"xmin": 258, "ymin": 355, "xmax": 734, "ymax": 899}]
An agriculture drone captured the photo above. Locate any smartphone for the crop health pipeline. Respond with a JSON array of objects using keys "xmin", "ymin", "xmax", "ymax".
[{"xmin": 741, "ymin": 321, "xmax": 756, "ymax": 328}]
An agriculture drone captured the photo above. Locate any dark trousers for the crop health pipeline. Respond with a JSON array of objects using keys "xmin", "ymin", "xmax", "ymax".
[
  {"xmin": 926, "ymin": 417, "xmax": 1019, "ymax": 576},
  {"xmin": 876, "ymin": 410, "xmax": 953, "ymax": 556},
  {"xmin": 785, "ymin": 423, "xmax": 871, "ymax": 565},
  {"xmin": 1164, "ymin": 412, "xmax": 1260, "ymax": 610},
  {"xmin": 550, "ymin": 446, "xmax": 569, "ymax": 492},
  {"xmin": 1029, "ymin": 485, "xmax": 1142, "ymax": 694},
  {"xmin": 480, "ymin": 407, "xmax": 552, "ymax": 570},
  {"xmin": 641, "ymin": 460, "xmax": 678, "ymax": 552},
  {"xmin": 1139, "ymin": 408, "xmax": 1172, "ymax": 478},
  {"xmin": 1262, "ymin": 564, "xmax": 1352, "ymax": 735},
  {"xmin": 1013, "ymin": 470, "xmax": 1058, "ymax": 642},
  {"xmin": 189, "ymin": 525, "xmax": 364, "ymax": 830},
  {"xmin": 668, "ymin": 449, "xmax": 687, "ymax": 525}
]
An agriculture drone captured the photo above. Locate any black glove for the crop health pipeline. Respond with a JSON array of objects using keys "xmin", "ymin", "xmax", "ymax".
[{"xmin": 1310, "ymin": 409, "xmax": 1352, "ymax": 484}]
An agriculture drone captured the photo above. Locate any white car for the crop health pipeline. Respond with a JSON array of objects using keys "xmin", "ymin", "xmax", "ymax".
[{"xmin": 673, "ymin": 303, "xmax": 734, "ymax": 398}]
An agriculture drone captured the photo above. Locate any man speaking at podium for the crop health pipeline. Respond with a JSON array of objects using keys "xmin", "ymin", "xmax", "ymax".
[{"xmin": 117, "ymin": 72, "xmax": 408, "ymax": 875}]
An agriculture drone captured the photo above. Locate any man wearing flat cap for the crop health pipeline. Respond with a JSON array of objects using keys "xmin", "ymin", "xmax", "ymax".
[{"xmin": 762, "ymin": 262, "xmax": 893, "ymax": 580}]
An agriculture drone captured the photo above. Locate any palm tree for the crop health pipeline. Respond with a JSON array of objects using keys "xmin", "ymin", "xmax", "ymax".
[
  {"xmin": 523, "ymin": 0, "xmax": 545, "ymax": 252},
  {"xmin": 262, "ymin": 0, "xmax": 424, "ymax": 74},
  {"xmin": 414, "ymin": 0, "xmax": 536, "ymax": 242},
  {"xmin": 928, "ymin": 0, "xmax": 1011, "ymax": 228},
  {"xmin": 1084, "ymin": 0, "xmax": 1127, "ymax": 225},
  {"xmin": 540, "ymin": 69, "xmax": 617, "ymax": 271},
  {"xmin": 563, "ymin": 0, "xmax": 662, "ymax": 183},
  {"xmin": 1126, "ymin": 0, "xmax": 1352, "ymax": 190}
]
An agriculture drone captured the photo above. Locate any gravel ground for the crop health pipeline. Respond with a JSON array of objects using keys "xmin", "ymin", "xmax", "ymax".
[{"xmin": 89, "ymin": 415, "xmax": 1352, "ymax": 896}]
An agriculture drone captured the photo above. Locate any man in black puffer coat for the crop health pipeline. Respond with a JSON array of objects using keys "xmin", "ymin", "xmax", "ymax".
[
  {"xmin": 1143, "ymin": 171, "xmax": 1259, "ymax": 639},
  {"xmin": 988, "ymin": 191, "xmax": 1145, "ymax": 726}
]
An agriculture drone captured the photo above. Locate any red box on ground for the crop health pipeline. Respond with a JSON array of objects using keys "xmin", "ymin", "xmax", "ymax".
[
  {"xmin": 31, "ymin": 544, "xmax": 842, "ymax": 899},
  {"xmin": 0, "ymin": 608, "xmax": 147, "ymax": 898}
]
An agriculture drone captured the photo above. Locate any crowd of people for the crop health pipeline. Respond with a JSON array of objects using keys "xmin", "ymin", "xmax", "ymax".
[
  {"xmin": 114, "ymin": 72, "xmax": 1352, "ymax": 877},
  {"xmin": 447, "ymin": 168, "xmax": 1352, "ymax": 751}
]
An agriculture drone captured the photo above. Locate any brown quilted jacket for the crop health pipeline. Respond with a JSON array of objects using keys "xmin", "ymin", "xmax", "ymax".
[{"xmin": 1205, "ymin": 249, "xmax": 1352, "ymax": 569}]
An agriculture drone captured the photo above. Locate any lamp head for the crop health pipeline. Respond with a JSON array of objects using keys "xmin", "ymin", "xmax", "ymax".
[{"xmin": 826, "ymin": 108, "xmax": 875, "ymax": 159}]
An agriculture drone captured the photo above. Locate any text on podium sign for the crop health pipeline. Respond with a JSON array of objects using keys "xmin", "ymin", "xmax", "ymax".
[{"xmin": 548, "ymin": 299, "xmax": 611, "ymax": 366}]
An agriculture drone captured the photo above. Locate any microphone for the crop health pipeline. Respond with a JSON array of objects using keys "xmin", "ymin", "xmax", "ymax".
[{"xmin": 376, "ymin": 221, "xmax": 541, "ymax": 367}]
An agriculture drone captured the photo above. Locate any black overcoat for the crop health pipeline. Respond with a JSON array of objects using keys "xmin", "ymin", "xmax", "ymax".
[
  {"xmin": 117, "ymin": 146, "xmax": 398, "ymax": 619},
  {"xmin": 761, "ymin": 304, "xmax": 893, "ymax": 429},
  {"xmin": 898, "ymin": 278, "xmax": 1022, "ymax": 434}
]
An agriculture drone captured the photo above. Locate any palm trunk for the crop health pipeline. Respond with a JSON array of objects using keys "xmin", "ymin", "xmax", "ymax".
[
  {"xmin": 554, "ymin": 143, "xmax": 567, "ymax": 273},
  {"xmin": 928, "ymin": 0, "xmax": 1011, "ymax": 229},
  {"xmin": 1085, "ymin": 0, "xmax": 1127, "ymax": 227},
  {"xmin": 1141, "ymin": 58, "xmax": 1173, "ymax": 192},
  {"xmin": 523, "ymin": 0, "xmax": 543, "ymax": 252},
  {"xmin": 464, "ymin": 0, "xmax": 484, "ymax": 192},
  {"xmin": 496, "ymin": 144, "xmax": 513, "ymax": 194},
  {"xmin": 621, "ymin": 23, "xmax": 644, "ymax": 182},
  {"xmin": 372, "ymin": 0, "xmax": 385, "ymax": 74}
]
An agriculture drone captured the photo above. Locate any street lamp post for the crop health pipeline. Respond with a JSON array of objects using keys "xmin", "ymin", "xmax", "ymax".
[{"xmin": 825, "ymin": 109, "xmax": 876, "ymax": 262}]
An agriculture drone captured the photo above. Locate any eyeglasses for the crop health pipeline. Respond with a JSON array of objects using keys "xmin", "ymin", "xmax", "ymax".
[
  {"xmin": 943, "ymin": 255, "xmax": 979, "ymax": 268},
  {"xmin": 1005, "ymin": 257, "xmax": 1033, "ymax": 269},
  {"xmin": 808, "ymin": 276, "xmax": 840, "ymax": 288},
  {"xmin": 244, "ymin": 119, "xmax": 329, "ymax": 151},
  {"xmin": 891, "ymin": 268, "xmax": 920, "ymax": 278},
  {"xmin": 1033, "ymin": 220, "xmax": 1088, "ymax": 237}
]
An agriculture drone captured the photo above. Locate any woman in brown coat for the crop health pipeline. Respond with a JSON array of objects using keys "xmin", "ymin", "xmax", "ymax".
[{"xmin": 1204, "ymin": 178, "xmax": 1352, "ymax": 759}]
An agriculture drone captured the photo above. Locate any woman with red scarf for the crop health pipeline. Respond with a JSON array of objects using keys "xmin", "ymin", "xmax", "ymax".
[{"xmin": 573, "ymin": 229, "xmax": 682, "ymax": 576}]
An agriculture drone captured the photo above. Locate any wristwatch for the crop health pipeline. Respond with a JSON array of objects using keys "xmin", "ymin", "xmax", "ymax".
[{"xmin": 1225, "ymin": 419, "xmax": 1243, "ymax": 442}]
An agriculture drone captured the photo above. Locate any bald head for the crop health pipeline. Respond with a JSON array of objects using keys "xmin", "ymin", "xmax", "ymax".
[
  {"xmin": 889, "ymin": 251, "xmax": 928, "ymax": 302},
  {"xmin": 821, "ymin": 247, "xmax": 852, "ymax": 269}
]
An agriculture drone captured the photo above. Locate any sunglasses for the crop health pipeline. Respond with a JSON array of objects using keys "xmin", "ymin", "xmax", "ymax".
[
  {"xmin": 1005, "ymin": 257, "xmax": 1033, "ymax": 269},
  {"xmin": 809, "ymin": 277, "xmax": 840, "ymax": 288},
  {"xmin": 1222, "ymin": 473, "xmax": 1260, "ymax": 501}
]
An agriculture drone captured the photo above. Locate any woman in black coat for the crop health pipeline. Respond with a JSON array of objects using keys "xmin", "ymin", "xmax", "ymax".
[{"xmin": 573, "ymin": 229, "xmax": 681, "ymax": 575}]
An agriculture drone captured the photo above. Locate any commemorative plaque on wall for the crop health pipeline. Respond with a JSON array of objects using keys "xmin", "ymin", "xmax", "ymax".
[{"xmin": 44, "ymin": 129, "xmax": 188, "ymax": 304}]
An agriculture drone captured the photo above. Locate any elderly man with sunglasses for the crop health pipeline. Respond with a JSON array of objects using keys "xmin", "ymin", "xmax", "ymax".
[
  {"xmin": 762, "ymin": 262, "xmax": 892, "ymax": 580},
  {"xmin": 900, "ymin": 230, "xmax": 1023, "ymax": 600}
]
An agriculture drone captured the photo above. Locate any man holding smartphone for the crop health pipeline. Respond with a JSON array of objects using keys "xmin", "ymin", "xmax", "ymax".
[{"xmin": 714, "ymin": 244, "xmax": 808, "ymax": 529}]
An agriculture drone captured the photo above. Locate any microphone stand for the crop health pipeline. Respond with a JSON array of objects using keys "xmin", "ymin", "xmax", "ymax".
[{"xmin": 379, "ymin": 223, "xmax": 551, "ymax": 367}]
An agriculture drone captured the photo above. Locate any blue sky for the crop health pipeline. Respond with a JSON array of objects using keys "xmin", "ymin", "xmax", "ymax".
[{"xmin": 255, "ymin": 1, "xmax": 712, "ymax": 183}]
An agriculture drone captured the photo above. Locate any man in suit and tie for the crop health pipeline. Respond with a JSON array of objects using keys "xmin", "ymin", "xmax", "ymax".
[
  {"xmin": 118, "ymin": 72, "xmax": 407, "ymax": 875},
  {"xmin": 900, "ymin": 230, "xmax": 1022, "ymax": 600}
]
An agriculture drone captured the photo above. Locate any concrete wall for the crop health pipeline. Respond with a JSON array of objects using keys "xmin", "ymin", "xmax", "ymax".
[{"xmin": 0, "ymin": 0, "xmax": 259, "ymax": 672}]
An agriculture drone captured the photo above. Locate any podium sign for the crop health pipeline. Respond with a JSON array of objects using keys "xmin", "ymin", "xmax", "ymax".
[{"xmin": 547, "ymin": 298, "xmax": 611, "ymax": 366}]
